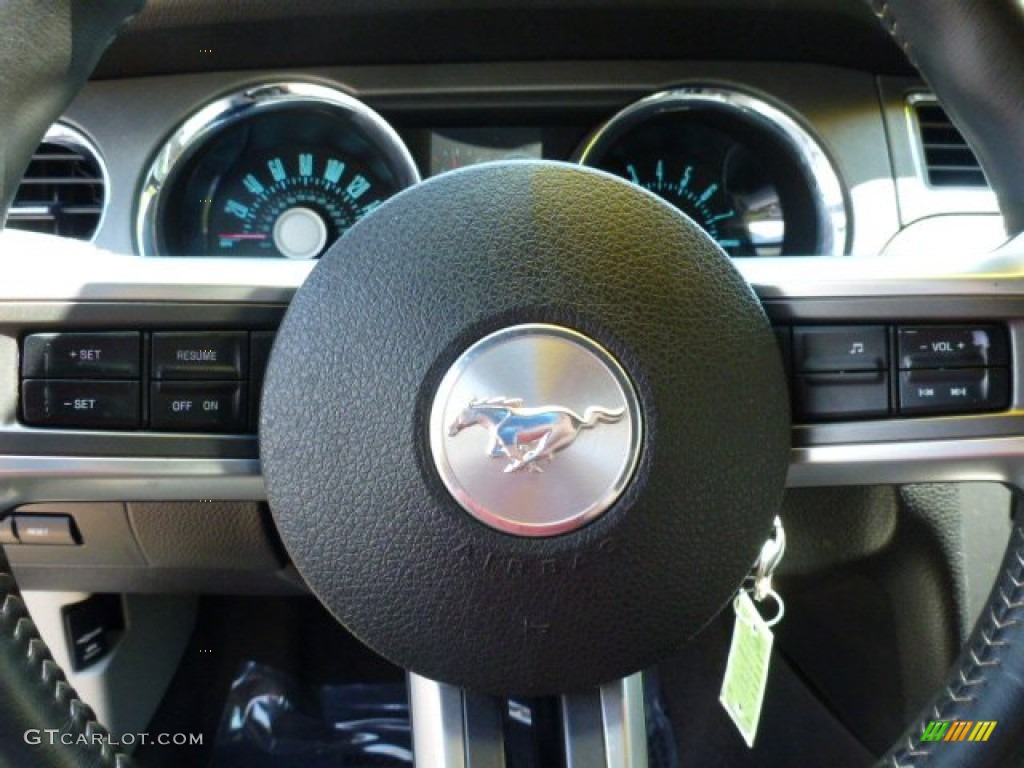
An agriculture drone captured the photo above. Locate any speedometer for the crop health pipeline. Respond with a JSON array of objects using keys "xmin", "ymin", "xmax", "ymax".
[
  {"xmin": 137, "ymin": 82, "xmax": 419, "ymax": 258},
  {"xmin": 207, "ymin": 147, "xmax": 387, "ymax": 259}
]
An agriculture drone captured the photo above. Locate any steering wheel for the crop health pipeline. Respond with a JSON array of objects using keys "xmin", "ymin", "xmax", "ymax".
[{"xmin": 2, "ymin": 1, "xmax": 1024, "ymax": 766}]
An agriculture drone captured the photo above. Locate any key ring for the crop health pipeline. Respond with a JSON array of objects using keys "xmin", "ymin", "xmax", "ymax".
[{"xmin": 734, "ymin": 587, "xmax": 786, "ymax": 628}]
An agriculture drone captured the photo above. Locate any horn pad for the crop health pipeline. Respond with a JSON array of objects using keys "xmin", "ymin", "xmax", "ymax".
[{"xmin": 260, "ymin": 161, "xmax": 790, "ymax": 695}]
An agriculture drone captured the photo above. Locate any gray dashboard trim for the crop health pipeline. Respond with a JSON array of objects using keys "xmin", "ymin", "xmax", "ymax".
[
  {"xmin": 0, "ymin": 455, "xmax": 263, "ymax": 509},
  {"xmin": 0, "ymin": 229, "xmax": 1021, "ymax": 299},
  {"xmin": 4, "ymin": 233, "xmax": 1024, "ymax": 303},
  {"xmin": 0, "ymin": 436, "xmax": 1022, "ymax": 503},
  {"xmin": 790, "ymin": 437, "xmax": 1024, "ymax": 488}
]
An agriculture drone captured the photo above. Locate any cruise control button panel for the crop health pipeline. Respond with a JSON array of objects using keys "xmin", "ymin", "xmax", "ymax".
[
  {"xmin": 19, "ymin": 329, "xmax": 275, "ymax": 434},
  {"xmin": 19, "ymin": 324, "xmax": 1010, "ymax": 431}
]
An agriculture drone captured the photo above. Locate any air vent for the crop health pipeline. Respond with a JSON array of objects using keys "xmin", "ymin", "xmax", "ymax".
[
  {"xmin": 912, "ymin": 100, "xmax": 987, "ymax": 188},
  {"xmin": 6, "ymin": 124, "xmax": 107, "ymax": 239}
]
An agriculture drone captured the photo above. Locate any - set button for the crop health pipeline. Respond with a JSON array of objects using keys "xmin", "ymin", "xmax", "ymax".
[
  {"xmin": 22, "ymin": 332, "xmax": 140, "ymax": 379},
  {"xmin": 150, "ymin": 381, "xmax": 247, "ymax": 432},
  {"xmin": 21, "ymin": 380, "xmax": 140, "ymax": 429},
  {"xmin": 151, "ymin": 332, "xmax": 247, "ymax": 380}
]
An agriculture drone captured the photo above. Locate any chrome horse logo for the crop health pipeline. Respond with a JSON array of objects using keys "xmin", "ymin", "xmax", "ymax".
[{"xmin": 448, "ymin": 396, "xmax": 625, "ymax": 473}]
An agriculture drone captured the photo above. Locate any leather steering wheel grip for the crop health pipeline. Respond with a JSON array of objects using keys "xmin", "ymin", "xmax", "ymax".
[
  {"xmin": 868, "ymin": 4, "xmax": 1024, "ymax": 764},
  {"xmin": 868, "ymin": 0, "xmax": 1024, "ymax": 238},
  {"xmin": 878, "ymin": 521, "xmax": 1024, "ymax": 767},
  {"xmin": 0, "ymin": 2, "xmax": 142, "ymax": 766},
  {"xmin": 0, "ymin": 564, "xmax": 131, "ymax": 768},
  {"xmin": 0, "ymin": 0, "xmax": 146, "ymax": 219}
]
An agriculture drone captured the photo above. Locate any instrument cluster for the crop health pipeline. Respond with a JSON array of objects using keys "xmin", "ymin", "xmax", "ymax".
[{"xmin": 138, "ymin": 82, "xmax": 846, "ymax": 259}]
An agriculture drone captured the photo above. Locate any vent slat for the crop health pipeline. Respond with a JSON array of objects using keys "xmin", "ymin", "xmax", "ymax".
[
  {"xmin": 920, "ymin": 142, "xmax": 971, "ymax": 150},
  {"xmin": 6, "ymin": 130, "xmax": 105, "ymax": 240},
  {"xmin": 913, "ymin": 101, "xmax": 987, "ymax": 188},
  {"xmin": 10, "ymin": 206, "xmax": 103, "ymax": 217},
  {"xmin": 16, "ymin": 177, "xmax": 104, "ymax": 186}
]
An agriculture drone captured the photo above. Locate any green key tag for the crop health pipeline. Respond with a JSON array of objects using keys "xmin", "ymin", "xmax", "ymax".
[{"xmin": 719, "ymin": 589, "xmax": 774, "ymax": 748}]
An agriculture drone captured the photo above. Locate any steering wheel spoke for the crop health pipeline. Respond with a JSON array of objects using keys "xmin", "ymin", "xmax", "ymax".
[
  {"xmin": 409, "ymin": 674, "xmax": 505, "ymax": 768},
  {"xmin": 563, "ymin": 672, "xmax": 648, "ymax": 768},
  {"xmin": 409, "ymin": 672, "xmax": 648, "ymax": 768}
]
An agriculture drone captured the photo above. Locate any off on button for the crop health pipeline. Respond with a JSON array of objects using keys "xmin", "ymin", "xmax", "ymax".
[{"xmin": 150, "ymin": 381, "xmax": 247, "ymax": 432}]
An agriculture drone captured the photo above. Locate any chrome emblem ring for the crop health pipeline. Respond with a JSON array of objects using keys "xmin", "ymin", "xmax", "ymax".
[{"xmin": 430, "ymin": 324, "xmax": 642, "ymax": 536}]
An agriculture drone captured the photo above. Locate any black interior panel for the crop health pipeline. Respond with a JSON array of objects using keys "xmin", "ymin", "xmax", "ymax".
[{"xmin": 94, "ymin": 0, "xmax": 915, "ymax": 79}]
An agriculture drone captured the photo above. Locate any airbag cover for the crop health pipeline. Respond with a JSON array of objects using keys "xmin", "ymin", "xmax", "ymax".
[{"xmin": 260, "ymin": 161, "xmax": 789, "ymax": 695}]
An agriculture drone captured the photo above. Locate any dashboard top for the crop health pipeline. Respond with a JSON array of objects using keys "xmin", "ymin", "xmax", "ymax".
[{"xmin": 95, "ymin": 0, "xmax": 915, "ymax": 79}]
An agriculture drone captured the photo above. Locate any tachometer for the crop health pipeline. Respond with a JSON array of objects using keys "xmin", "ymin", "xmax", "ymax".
[
  {"xmin": 137, "ymin": 82, "xmax": 419, "ymax": 258},
  {"xmin": 620, "ymin": 151, "xmax": 781, "ymax": 256},
  {"xmin": 577, "ymin": 88, "xmax": 846, "ymax": 257}
]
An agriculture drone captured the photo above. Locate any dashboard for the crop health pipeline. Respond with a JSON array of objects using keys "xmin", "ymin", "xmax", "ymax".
[{"xmin": 17, "ymin": 59, "xmax": 1005, "ymax": 264}]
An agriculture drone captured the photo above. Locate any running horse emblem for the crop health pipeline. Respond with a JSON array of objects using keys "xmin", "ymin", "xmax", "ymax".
[{"xmin": 448, "ymin": 396, "xmax": 626, "ymax": 473}]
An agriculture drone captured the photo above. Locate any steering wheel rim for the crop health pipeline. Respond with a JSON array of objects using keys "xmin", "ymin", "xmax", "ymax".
[{"xmin": 0, "ymin": 2, "xmax": 1023, "ymax": 767}]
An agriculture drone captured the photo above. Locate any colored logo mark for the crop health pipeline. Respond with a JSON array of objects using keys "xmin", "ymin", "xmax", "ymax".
[{"xmin": 921, "ymin": 720, "xmax": 996, "ymax": 742}]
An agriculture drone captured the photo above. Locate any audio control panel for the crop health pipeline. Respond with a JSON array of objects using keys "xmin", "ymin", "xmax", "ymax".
[{"xmin": 777, "ymin": 323, "xmax": 1010, "ymax": 422}]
